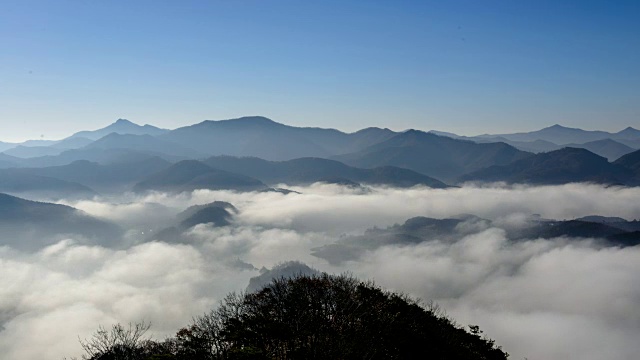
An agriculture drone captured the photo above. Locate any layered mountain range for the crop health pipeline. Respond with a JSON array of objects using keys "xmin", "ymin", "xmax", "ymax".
[{"xmin": 0, "ymin": 116, "xmax": 639, "ymax": 197}]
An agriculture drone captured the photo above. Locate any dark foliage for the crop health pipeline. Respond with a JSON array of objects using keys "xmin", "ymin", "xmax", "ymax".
[{"xmin": 75, "ymin": 274, "xmax": 508, "ymax": 360}]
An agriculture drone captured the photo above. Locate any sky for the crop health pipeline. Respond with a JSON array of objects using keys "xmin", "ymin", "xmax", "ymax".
[{"xmin": 1, "ymin": 0, "xmax": 639, "ymax": 142}]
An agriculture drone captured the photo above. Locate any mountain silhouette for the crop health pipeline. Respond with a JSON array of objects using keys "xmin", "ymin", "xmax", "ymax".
[
  {"xmin": 67, "ymin": 118, "xmax": 168, "ymax": 140},
  {"xmin": 133, "ymin": 160, "xmax": 267, "ymax": 193},
  {"xmin": 0, "ymin": 170, "xmax": 97, "ymax": 198},
  {"xmin": 460, "ymin": 147, "xmax": 636, "ymax": 185},
  {"xmin": 0, "ymin": 193, "xmax": 122, "ymax": 251},
  {"xmin": 84, "ymin": 133, "xmax": 203, "ymax": 158},
  {"xmin": 333, "ymin": 130, "xmax": 531, "ymax": 182},
  {"xmin": 203, "ymin": 156, "xmax": 448, "ymax": 188},
  {"xmin": 159, "ymin": 116, "xmax": 397, "ymax": 160}
]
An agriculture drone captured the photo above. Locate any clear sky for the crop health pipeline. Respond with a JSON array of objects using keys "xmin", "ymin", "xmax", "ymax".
[{"xmin": 1, "ymin": 0, "xmax": 638, "ymax": 142}]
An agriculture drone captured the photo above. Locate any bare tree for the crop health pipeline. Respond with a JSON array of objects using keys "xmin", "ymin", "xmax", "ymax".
[{"xmin": 78, "ymin": 321, "xmax": 151, "ymax": 360}]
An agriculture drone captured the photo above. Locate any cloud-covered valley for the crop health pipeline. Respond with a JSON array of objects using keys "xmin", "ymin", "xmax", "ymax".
[{"xmin": 2, "ymin": 183, "xmax": 640, "ymax": 360}]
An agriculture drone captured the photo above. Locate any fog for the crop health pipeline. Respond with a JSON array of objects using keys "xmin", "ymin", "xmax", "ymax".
[{"xmin": 1, "ymin": 183, "xmax": 640, "ymax": 359}]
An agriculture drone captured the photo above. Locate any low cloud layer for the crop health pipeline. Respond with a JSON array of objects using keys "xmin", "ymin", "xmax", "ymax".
[{"xmin": 2, "ymin": 183, "xmax": 640, "ymax": 359}]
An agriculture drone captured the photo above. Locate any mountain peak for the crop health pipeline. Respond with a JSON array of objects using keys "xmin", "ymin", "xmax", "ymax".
[
  {"xmin": 114, "ymin": 118, "xmax": 134, "ymax": 125},
  {"xmin": 544, "ymin": 124, "xmax": 572, "ymax": 130}
]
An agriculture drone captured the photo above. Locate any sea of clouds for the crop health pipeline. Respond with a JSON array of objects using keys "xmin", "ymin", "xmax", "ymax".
[{"xmin": 1, "ymin": 183, "xmax": 640, "ymax": 360}]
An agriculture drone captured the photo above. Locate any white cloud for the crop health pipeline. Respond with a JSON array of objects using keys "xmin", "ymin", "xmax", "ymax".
[{"xmin": 1, "ymin": 183, "xmax": 640, "ymax": 359}]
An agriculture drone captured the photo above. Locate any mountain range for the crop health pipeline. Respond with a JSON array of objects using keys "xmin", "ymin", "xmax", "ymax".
[{"xmin": 0, "ymin": 116, "xmax": 639, "ymax": 196}]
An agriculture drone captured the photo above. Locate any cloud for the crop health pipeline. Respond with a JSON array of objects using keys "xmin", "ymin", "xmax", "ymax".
[{"xmin": 1, "ymin": 183, "xmax": 639, "ymax": 359}]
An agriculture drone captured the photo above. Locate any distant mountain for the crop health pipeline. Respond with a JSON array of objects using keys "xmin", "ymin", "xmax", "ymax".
[
  {"xmin": 14, "ymin": 145, "xmax": 188, "ymax": 168},
  {"xmin": 614, "ymin": 127, "xmax": 640, "ymax": 140},
  {"xmin": 133, "ymin": 160, "xmax": 267, "ymax": 193},
  {"xmin": 3, "ymin": 145, "xmax": 67, "ymax": 158},
  {"xmin": 203, "ymin": 156, "xmax": 448, "ymax": 188},
  {"xmin": 67, "ymin": 118, "xmax": 168, "ymax": 140},
  {"xmin": 614, "ymin": 148, "xmax": 640, "ymax": 174},
  {"xmin": 0, "ymin": 170, "xmax": 96, "ymax": 199},
  {"xmin": 153, "ymin": 201, "xmax": 238, "ymax": 243},
  {"xmin": 159, "ymin": 116, "xmax": 397, "ymax": 160},
  {"xmin": 616, "ymin": 138, "xmax": 640, "ymax": 149},
  {"xmin": 312, "ymin": 214, "xmax": 640, "ymax": 265},
  {"xmin": 0, "ymin": 193, "xmax": 122, "ymax": 251},
  {"xmin": 20, "ymin": 139, "xmax": 58, "ymax": 147},
  {"xmin": 84, "ymin": 133, "xmax": 203, "ymax": 158},
  {"xmin": 1, "ymin": 137, "xmax": 94, "ymax": 159},
  {"xmin": 177, "ymin": 201, "xmax": 238, "ymax": 229},
  {"xmin": 497, "ymin": 139, "xmax": 561, "ymax": 153},
  {"xmin": 460, "ymin": 147, "xmax": 636, "ymax": 185},
  {"xmin": 477, "ymin": 124, "xmax": 613, "ymax": 145},
  {"xmin": 0, "ymin": 153, "xmax": 21, "ymax": 168},
  {"xmin": 0, "ymin": 141, "xmax": 17, "ymax": 153},
  {"xmin": 246, "ymin": 261, "xmax": 320, "ymax": 293},
  {"xmin": 13, "ymin": 157, "xmax": 172, "ymax": 193},
  {"xmin": 333, "ymin": 130, "xmax": 531, "ymax": 183},
  {"xmin": 564, "ymin": 139, "xmax": 635, "ymax": 161},
  {"xmin": 430, "ymin": 131, "xmax": 562, "ymax": 153},
  {"xmin": 49, "ymin": 136, "xmax": 94, "ymax": 149},
  {"xmin": 476, "ymin": 124, "xmax": 640, "ymax": 146}
]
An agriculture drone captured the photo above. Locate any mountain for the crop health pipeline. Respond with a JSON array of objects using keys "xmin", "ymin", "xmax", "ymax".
[
  {"xmin": 3, "ymin": 137, "xmax": 97, "ymax": 159},
  {"xmin": 430, "ymin": 131, "xmax": 562, "ymax": 153},
  {"xmin": 49, "ymin": 136, "xmax": 94, "ymax": 149},
  {"xmin": 477, "ymin": 124, "xmax": 613, "ymax": 145},
  {"xmin": 616, "ymin": 138, "xmax": 640, "ymax": 149},
  {"xmin": 333, "ymin": 130, "xmax": 531, "ymax": 182},
  {"xmin": 177, "ymin": 201, "xmax": 238, "ymax": 229},
  {"xmin": 476, "ymin": 124, "xmax": 640, "ymax": 146},
  {"xmin": 15, "ymin": 146, "xmax": 187, "ymax": 168},
  {"xmin": 3, "ymin": 145, "xmax": 67, "ymax": 158},
  {"xmin": 0, "ymin": 153, "xmax": 21, "ymax": 168},
  {"xmin": 133, "ymin": 160, "xmax": 267, "ymax": 193},
  {"xmin": 84, "ymin": 133, "xmax": 203, "ymax": 158},
  {"xmin": 0, "ymin": 170, "xmax": 96, "ymax": 198},
  {"xmin": 0, "ymin": 193, "xmax": 122, "ymax": 251},
  {"xmin": 313, "ymin": 214, "xmax": 640, "ymax": 265},
  {"xmin": 12, "ymin": 157, "xmax": 172, "ymax": 193},
  {"xmin": 0, "ymin": 141, "xmax": 17, "ymax": 153},
  {"xmin": 460, "ymin": 147, "xmax": 636, "ymax": 185},
  {"xmin": 496, "ymin": 138, "xmax": 561, "ymax": 153},
  {"xmin": 203, "ymin": 156, "xmax": 449, "ymax": 188},
  {"xmin": 153, "ymin": 201, "xmax": 238, "ymax": 243},
  {"xmin": 563, "ymin": 138, "xmax": 635, "ymax": 161},
  {"xmin": 159, "ymin": 116, "xmax": 397, "ymax": 160},
  {"xmin": 67, "ymin": 118, "xmax": 168, "ymax": 140},
  {"xmin": 614, "ymin": 148, "xmax": 640, "ymax": 173},
  {"xmin": 614, "ymin": 127, "xmax": 640, "ymax": 140}
]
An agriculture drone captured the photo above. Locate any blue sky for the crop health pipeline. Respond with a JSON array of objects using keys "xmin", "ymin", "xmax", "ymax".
[{"xmin": 1, "ymin": 0, "xmax": 638, "ymax": 141}]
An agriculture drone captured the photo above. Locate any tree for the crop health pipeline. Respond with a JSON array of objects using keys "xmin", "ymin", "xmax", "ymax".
[{"xmin": 73, "ymin": 274, "xmax": 509, "ymax": 359}]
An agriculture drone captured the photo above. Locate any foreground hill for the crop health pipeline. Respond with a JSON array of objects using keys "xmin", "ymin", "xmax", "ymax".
[
  {"xmin": 0, "ymin": 193, "xmax": 122, "ymax": 251},
  {"xmin": 203, "ymin": 156, "xmax": 449, "ymax": 188},
  {"xmin": 459, "ymin": 147, "xmax": 636, "ymax": 185},
  {"xmin": 133, "ymin": 160, "xmax": 267, "ymax": 193},
  {"xmin": 159, "ymin": 116, "xmax": 397, "ymax": 160},
  {"xmin": 334, "ymin": 130, "xmax": 531, "ymax": 182},
  {"xmin": 76, "ymin": 274, "xmax": 508, "ymax": 360}
]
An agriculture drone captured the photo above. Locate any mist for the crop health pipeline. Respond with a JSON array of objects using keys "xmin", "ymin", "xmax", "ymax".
[{"xmin": 1, "ymin": 183, "xmax": 639, "ymax": 359}]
